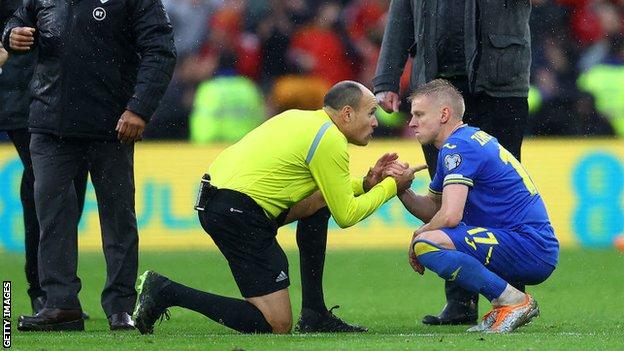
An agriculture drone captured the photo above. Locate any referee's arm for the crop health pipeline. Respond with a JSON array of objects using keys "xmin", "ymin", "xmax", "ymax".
[
  {"xmin": 350, "ymin": 176, "xmax": 365, "ymax": 196},
  {"xmin": 309, "ymin": 129, "xmax": 397, "ymax": 228}
]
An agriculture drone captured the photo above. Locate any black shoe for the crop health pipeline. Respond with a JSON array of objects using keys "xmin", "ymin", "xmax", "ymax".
[
  {"xmin": 18, "ymin": 308, "xmax": 84, "ymax": 332},
  {"xmin": 422, "ymin": 300, "xmax": 478, "ymax": 325},
  {"xmin": 133, "ymin": 270, "xmax": 171, "ymax": 334},
  {"xmin": 108, "ymin": 312, "xmax": 135, "ymax": 331},
  {"xmin": 31, "ymin": 295, "xmax": 90, "ymax": 320},
  {"xmin": 295, "ymin": 306, "xmax": 368, "ymax": 333}
]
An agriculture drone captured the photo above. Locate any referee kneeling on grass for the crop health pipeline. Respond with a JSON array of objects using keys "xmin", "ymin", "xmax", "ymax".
[{"xmin": 133, "ymin": 81, "xmax": 425, "ymax": 334}]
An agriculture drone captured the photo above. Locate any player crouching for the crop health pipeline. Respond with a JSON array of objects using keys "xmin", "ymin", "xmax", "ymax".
[{"xmin": 397, "ymin": 79, "xmax": 559, "ymax": 333}]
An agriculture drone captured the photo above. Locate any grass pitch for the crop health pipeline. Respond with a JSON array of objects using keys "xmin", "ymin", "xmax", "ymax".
[{"xmin": 2, "ymin": 248, "xmax": 623, "ymax": 350}]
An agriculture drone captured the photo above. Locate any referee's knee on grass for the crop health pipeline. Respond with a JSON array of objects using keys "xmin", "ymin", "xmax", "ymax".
[{"xmin": 268, "ymin": 315, "xmax": 292, "ymax": 334}]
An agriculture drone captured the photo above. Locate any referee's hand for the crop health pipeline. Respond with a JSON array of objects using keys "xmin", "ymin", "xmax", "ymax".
[
  {"xmin": 9, "ymin": 27, "xmax": 35, "ymax": 51},
  {"xmin": 364, "ymin": 152, "xmax": 399, "ymax": 191},
  {"xmin": 116, "ymin": 110, "xmax": 146, "ymax": 144}
]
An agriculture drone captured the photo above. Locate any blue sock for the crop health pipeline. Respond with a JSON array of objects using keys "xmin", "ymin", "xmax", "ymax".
[{"xmin": 414, "ymin": 241, "xmax": 507, "ymax": 301}]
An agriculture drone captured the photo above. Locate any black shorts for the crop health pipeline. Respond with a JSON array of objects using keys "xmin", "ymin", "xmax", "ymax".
[{"xmin": 198, "ymin": 188, "xmax": 290, "ymax": 298}]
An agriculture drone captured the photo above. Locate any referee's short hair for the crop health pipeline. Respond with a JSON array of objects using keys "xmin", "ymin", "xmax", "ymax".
[
  {"xmin": 408, "ymin": 79, "xmax": 465, "ymax": 119},
  {"xmin": 323, "ymin": 81, "xmax": 364, "ymax": 111}
]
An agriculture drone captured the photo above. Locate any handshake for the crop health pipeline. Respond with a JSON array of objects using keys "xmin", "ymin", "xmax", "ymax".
[{"xmin": 363, "ymin": 153, "xmax": 427, "ymax": 194}]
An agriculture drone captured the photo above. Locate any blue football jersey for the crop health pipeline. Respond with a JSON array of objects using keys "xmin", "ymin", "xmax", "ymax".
[{"xmin": 429, "ymin": 125, "xmax": 552, "ymax": 230}]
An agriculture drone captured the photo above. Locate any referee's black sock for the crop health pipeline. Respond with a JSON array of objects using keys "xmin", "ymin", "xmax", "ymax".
[
  {"xmin": 161, "ymin": 281, "xmax": 273, "ymax": 334},
  {"xmin": 296, "ymin": 207, "xmax": 331, "ymax": 314}
]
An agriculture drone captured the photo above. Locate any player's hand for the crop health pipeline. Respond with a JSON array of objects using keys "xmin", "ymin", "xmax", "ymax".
[
  {"xmin": 364, "ymin": 152, "xmax": 399, "ymax": 191},
  {"xmin": 382, "ymin": 160, "xmax": 408, "ymax": 178},
  {"xmin": 375, "ymin": 91, "xmax": 400, "ymax": 113},
  {"xmin": 9, "ymin": 27, "xmax": 36, "ymax": 51},
  {"xmin": 408, "ymin": 232, "xmax": 425, "ymax": 275},
  {"xmin": 0, "ymin": 48, "xmax": 8, "ymax": 68},
  {"xmin": 391, "ymin": 164, "xmax": 428, "ymax": 193},
  {"xmin": 116, "ymin": 110, "xmax": 146, "ymax": 144}
]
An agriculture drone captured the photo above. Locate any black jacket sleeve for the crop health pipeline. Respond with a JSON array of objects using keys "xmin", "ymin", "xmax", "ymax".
[
  {"xmin": 125, "ymin": 0, "xmax": 176, "ymax": 122},
  {"xmin": 1, "ymin": 0, "xmax": 36, "ymax": 54},
  {"xmin": 372, "ymin": 0, "xmax": 414, "ymax": 95}
]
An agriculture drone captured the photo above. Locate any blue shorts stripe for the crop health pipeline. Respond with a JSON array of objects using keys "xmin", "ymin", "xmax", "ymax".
[{"xmin": 306, "ymin": 121, "xmax": 333, "ymax": 164}]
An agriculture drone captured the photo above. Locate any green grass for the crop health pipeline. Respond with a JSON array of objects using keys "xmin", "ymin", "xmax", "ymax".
[{"xmin": 2, "ymin": 249, "xmax": 623, "ymax": 350}]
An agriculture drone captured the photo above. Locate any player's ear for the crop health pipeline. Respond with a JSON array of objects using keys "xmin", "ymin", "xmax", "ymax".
[
  {"xmin": 440, "ymin": 106, "xmax": 451, "ymax": 123},
  {"xmin": 341, "ymin": 105, "xmax": 353, "ymax": 122}
]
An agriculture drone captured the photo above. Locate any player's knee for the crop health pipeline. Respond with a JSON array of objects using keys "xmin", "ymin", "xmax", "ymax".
[
  {"xmin": 413, "ymin": 240, "xmax": 459, "ymax": 277},
  {"xmin": 413, "ymin": 240, "xmax": 441, "ymax": 257},
  {"xmin": 415, "ymin": 230, "xmax": 454, "ymax": 250}
]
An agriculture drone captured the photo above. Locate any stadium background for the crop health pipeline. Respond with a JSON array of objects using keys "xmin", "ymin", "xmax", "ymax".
[
  {"xmin": 1, "ymin": 1, "xmax": 624, "ymax": 349},
  {"xmin": 0, "ymin": 139, "xmax": 623, "ymax": 253},
  {"xmin": 1, "ymin": 0, "xmax": 624, "ymax": 253}
]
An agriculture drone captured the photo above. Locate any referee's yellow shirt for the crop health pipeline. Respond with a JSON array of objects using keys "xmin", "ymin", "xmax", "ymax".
[{"xmin": 208, "ymin": 109, "xmax": 397, "ymax": 228}]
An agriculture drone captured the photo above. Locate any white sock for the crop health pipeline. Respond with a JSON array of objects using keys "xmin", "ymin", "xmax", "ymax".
[{"xmin": 491, "ymin": 284, "xmax": 525, "ymax": 307}]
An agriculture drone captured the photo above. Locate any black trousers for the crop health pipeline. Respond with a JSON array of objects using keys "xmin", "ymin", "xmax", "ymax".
[
  {"xmin": 421, "ymin": 77, "xmax": 529, "ymax": 305},
  {"xmin": 29, "ymin": 133, "xmax": 138, "ymax": 316},
  {"xmin": 6, "ymin": 129, "xmax": 88, "ymax": 302}
]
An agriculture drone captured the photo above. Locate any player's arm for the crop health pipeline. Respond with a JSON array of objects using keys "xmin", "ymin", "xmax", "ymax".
[
  {"xmin": 407, "ymin": 184, "xmax": 468, "ymax": 275},
  {"xmin": 416, "ymin": 184, "xmax": 468, "ymax": 235},
  {"xmin": 398, "ymin": 189, "xmax": 441, "ymax": 223}
]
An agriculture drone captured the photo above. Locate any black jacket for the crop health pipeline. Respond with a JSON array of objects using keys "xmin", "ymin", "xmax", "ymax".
[
  {"xmin": 2, "ymin": 0, "xmax": 176, "ymax": 139},
  {"xmin": 374, "ymin": 0, "xmax": 531, "ymax": 98},
  {"xmin": 0, "ymin": 0, "xmax": 35, "ymax": 131}
]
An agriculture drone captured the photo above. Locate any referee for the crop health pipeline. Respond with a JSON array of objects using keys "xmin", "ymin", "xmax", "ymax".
[{"xmin": 133, "ymin": 81, "xmax": 422, "ymax": 334}]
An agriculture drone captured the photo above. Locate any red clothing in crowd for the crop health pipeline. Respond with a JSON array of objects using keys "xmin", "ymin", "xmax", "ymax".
[{"xmin": 289, "ymin": 26, "xmax": 357, "ymax": 84}]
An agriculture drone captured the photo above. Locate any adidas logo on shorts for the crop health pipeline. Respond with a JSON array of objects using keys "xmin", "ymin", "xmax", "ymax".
[{"xmin": 275, "ymin": 271, "xmax": 288, "ymax": 282}]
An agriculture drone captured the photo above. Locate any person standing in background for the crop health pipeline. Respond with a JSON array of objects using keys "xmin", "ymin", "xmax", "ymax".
[
  {"xmin": 0, "ymin": 0, "xmax": 88, "ymax": 317},
  {"xmin": 3, "ymin": 0, "xmax": 176, "ymax": 331},
  {"xmin": 373, "ymin": 0, "xmax": 532, "ymax": 326}
]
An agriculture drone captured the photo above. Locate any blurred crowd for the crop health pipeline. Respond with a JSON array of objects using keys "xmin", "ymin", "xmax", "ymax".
[{"xmin": 140, "ymin": 0, "xmax": 624, "ymax": 140}]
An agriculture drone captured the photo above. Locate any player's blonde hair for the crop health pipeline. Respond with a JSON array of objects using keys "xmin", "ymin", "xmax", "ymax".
[{"xmin": 408, "ymin": 79, "xmax": 465, "ymax": 119}]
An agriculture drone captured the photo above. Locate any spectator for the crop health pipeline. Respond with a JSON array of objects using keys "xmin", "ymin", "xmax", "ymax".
[
  {"xmin": 529, "ymin": 91, "xmax": 615, "ymax": 136},
  {"xmin": 578, "ymin": 35, "xmax": 624, "ymax": 136},
  {"xmin": 190, "ymin": 53, "xmax": 265, "ymax": 143},
  {"xmin": 288, "ymin": 2, "xmax": 358, "ymax": 85}
]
